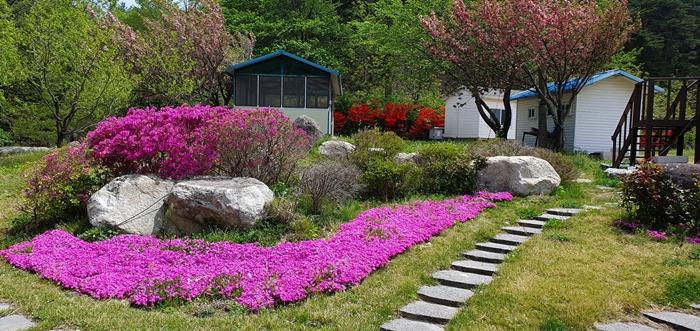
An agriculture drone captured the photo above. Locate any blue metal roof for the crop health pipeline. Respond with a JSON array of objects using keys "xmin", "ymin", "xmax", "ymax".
[
  {"xmin": 510, "ymin": 69, "xmax": 664, "ymax": 101},
  {"xmin": 224, "ymin": 50, "xmax": 340, "ymax": 76}
]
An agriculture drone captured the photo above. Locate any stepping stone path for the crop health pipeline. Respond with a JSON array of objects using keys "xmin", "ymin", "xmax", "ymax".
[
  {"xmin": 0, "ymin": 303, "xmax": 36, "ymax": 331},
  {"xmin": 380, "ymin": 207, "xmax": 585, "ymax": 331},
  {"xmin": 595, "ymin": 309, "xmax": 700, "ymax": 331}
]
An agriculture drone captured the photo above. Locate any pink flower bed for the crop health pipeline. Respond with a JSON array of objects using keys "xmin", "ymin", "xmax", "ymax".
[{"xmin": 1, "ymin": 192, "xmax": 512, "ymax": 310}]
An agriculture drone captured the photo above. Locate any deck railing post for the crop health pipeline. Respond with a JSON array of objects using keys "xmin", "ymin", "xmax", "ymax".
[
  {"xmin": 629, "ymin": 85, "xmax": 641, "ymax": 166},
  {"xmin": 644, "ymin": 80, "xmax": 656, "ymax": 160},
  {"xmin": 696, "ymin": 81, "xmax": 700, "ymax": 164},
  {"xmin": 677, "ymin": 80, "xmax": 687, "ymax": 156}
]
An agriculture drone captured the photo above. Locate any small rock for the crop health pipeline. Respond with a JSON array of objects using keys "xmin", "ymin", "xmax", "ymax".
[
  {"xmin": 395, "ymin": 152, "xmax": 420, "ymax": 164},
  {"xmin": 165, "ymin": 177, "xmax": 274, "ymax": 233},
  {"xmin": 662, "ymin": 163, "xmax": 700, "ymax": 189},
  {"xmin": 88, "ymin": 175, "xmax": 175, "ymax": 235},
  {"xmin": 604, "ymin": 167, "xmax": 635, "ymax": 179},
  {"xmin": 293, "ymin": 115, "xmax": 324, "ymax": 142},
  {"xmin": 0, "ymin": 303, "xmax": 9, "ymax": 310},
  {"xmin": 574, "ymin": 178, "xmax": 593, "ymax": 184},
  {"xmin": 318, "ymin": 140, "xmax": 355, "ymax": 158},
  {"xmin": 0, "ymin": 146, "xmax": 51, "ymax": 156},
  {"xmin": 0, "ymin": 315, "xmax": 36, "ymax": 331},
  {"xmin": 477, "ymin": 156, "xmax": 561, "ymax": 196}
]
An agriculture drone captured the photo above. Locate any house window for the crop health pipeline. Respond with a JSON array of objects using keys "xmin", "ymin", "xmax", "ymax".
[
  {"xmin": 234, "ymin": 76, "xmax": 257, "ymax": 106},
  {"xmin": 527, "ymin": 108, "xmax": 536, "ymax": 120},
  {"xmin": 493, "ymin": 109, "xmax": 506, "ymax": 123},
  {"xmin": 306, "ymin": 77, "xmax": 329, "ymax": 109},
  {"xmin": 259, "ymin": 76, "xmax": 281, "ymax": 107},
  {"xmin": 283, "ymin": 77, "xmax": 305, "ymax": 108}
]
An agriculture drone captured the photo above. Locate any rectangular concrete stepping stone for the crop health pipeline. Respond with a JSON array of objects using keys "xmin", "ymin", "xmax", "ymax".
[
  {"xmin": 418, "ymin": 285, "xmax": 474, "ymax": 307},
  {"xmin": 642, "ymin": 311, "xmax": 700, "ymax": 331},
  {"xmin": 0, "ymin": 303, "xmax": 9, "ymax": 311},
  {"xmin": 475, "ymin": 242, "xmax": 517, "ymax": 254},
  {"xmin": 380, "ymin": 318, "xmax": 444, "ymax": 331},
  {"xmin": 691, "ymin": 303, "xmax": 700, "ymax": 310},
  {"xmin": 490, "ymin": 233, "xmax": 530, "ymax": 246},
  {"xmin": 451, "ymin": 260, "xmax": 499, "ymax": 275},
  {"xmin": 0, "ymin": 315, "xmax": 36, "ymax": 331},
  {"xmin": 501, "ymin": 226, "xmax": 542, "ymax": 236},
  {"xmin": 518, "ymin": 219, "xmax": 547, "ymax": 229},
  {"xmin": 432, "ymin": 270, "xmax": 493, "ymax": 289},
  {"xmin": 546, "ymin": 208, "xmax": 583, "ymax": 216},
  {"xmin": 463, "ymin": 249, "xmax": 506, "ymax": 264},
  {"xmin": 399, "ymin": 300, "xmax": 458, "ymax": 324},
  {"xmin": 594, "ymin": 322, "xmax": 660, "ymax": 331},
  {"xmin": 534, "ymin": 213, "xmax": 570, "ymax": 222}
]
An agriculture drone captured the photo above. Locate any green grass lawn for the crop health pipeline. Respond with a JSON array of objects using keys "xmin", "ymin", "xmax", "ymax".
[{"xmin": 0, "ymin": 149, "xmax": 698, "ymax": 330}]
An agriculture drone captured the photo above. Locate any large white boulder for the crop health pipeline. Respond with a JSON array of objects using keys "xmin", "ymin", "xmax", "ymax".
[
  {"xmin": 88, "ymin": 175, "xmax": 175, "ymax": 235},
  {"xmin": 319, "ymin": 140, "xmax": 355, "ymax": 158},
  {"xmin": 477, "ymin": 156, "xmax": 561, "ymax": 196},
  {"xmin": 164, "ymin": 177, "xmax": 274, "ymax": 233},
  {"xmin": 293, "ymin": 115, "xmax": 324, "ymax": 142}
]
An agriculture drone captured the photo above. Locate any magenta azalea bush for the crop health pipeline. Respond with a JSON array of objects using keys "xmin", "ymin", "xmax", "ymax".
[{"xmin": 1, "ymin": 192, "xmax": 511, "ymax": 310}]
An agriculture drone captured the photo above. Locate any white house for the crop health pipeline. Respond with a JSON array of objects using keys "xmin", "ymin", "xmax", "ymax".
[
  {"xmin": 444, "ymin": 89, "xmax": 517, "ymax": 139},
  {"xmin": 512, "ymin": 69, "xmax": 663, "ymax": 159}
]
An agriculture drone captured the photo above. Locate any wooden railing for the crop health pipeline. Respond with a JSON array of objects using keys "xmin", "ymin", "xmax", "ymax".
[{"xmin": 611, "ymin": 77, "xmax": 700, "ymax": 168}]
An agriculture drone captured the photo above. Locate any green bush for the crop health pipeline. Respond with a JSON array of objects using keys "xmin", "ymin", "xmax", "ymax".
[
  {"xmin": 0, "ymin": 127, "xmax": 11, "ymax": 146},
  {"xmin": 416, "ymin": 143, "xmax": 486, "ymax": 195},
  {"xmin": 361, "ymin": 159, "xmax": 419, "ymax": 201},
  {"xmin": 466, "ymin": 140, "xmax": 578, "ymax": 181},
  {"xmin": 620, "ymin": 163, "xmax": 699, "ymax": 237},
  {"xmin": 350, "ymin": 128, "xmax": 405, "ymax": 170}
]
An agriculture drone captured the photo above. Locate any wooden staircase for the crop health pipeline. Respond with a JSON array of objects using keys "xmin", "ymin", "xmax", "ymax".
[{"xmin": 611, "ymin": 77, "xmax": 700, "ymax": 168}]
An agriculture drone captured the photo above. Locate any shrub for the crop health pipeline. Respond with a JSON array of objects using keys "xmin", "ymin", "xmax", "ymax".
[
  {"xmin": 416, "ymin": 143, "xmax": 486, "ymax": 195},
  {"xmin": 361, "ymin": 159, "xmax": 419, "ymax": 201},
  {"xmin": 210, "ymin": 109, "xmax": 310, "ymax": 185},
  {"xmin": 335, "ymin": 102, "xmax": 444, "ymax": 138},
  {"xmin": 466, "ymin": 140, "xmax": 577, "ymax": 181},
  {"xmin": 0, "ymin": 128, "xmax": 11, "ymax": 146},
  {"xmin": 87, "ymin": 105, "xmax": 226, "ymax": 179},
  {"xmin": 620, "ymin": 163, "xmax": 699, "ymax": 238},
  {"xmin": 23, "ymin": 143, "xmax": 111, "ymax": 224},
  {"xmin": 298, "ymin": 160, "xmax": 363, "ymax": 214},
  {"xmin": 350, "ymin": 128, "xmax": 406, "ymax": 170}
]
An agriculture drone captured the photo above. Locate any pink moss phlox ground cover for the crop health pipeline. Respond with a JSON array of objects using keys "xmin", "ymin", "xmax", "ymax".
[
  {"xmin": 1, "ymin": 192, "xmax": 512, "ymax": 310},
  {"xmin": 613, "ymin": 219, "xmax": 700, "ymax": 244}
]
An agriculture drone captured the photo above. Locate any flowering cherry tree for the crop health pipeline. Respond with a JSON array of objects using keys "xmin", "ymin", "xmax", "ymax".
[{"xmin": 423, "ymin": 0, "xmax": 636, "ymax": 147}]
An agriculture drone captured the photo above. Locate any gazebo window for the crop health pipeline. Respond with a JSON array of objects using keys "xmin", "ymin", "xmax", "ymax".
[
  {"xmin": 306, "ymin": 77, "xmax": 329, "ymax": 109},
  {"xmin": 234, "ymin": 76, "xmax": 257, "ymax": 106},
  {"xmin": 260, "ymin": 76, "xmax": 281, "ymax": 107},
  {"xmin": 283, "ymin": 77, "xmax": 305, "ymax": 108}
]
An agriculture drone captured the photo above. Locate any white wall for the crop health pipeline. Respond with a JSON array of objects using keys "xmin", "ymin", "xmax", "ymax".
[
  {"xmin": 574, "ymin": 76, "xmax": 635, "ymax": 158},
  {"xmin": 514, "ymin": 93, "xmax": 575, "ymax": 151},
  {"xmin": 445, "ymin": 89, "xmax": 516, "ymax": 139}
]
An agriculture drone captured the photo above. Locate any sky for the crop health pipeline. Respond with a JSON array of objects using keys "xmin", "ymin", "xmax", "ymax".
[{"xmin": 120, "ymin": 0, "xmax": 137, "ymax": 7}]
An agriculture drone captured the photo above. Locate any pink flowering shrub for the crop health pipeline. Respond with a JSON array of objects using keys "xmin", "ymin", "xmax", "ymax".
[
  {"xmin": 22, "ymin": 143, "xmax": 111, "ymax": 224},
  {"xmin": 87, "ymin": 105, "xmax": 228, "ymax": 179},
  {"xmin": 208, "ymin": 109, "xmax": 310, "ymax": 185},
  {"xmin": 1, "ymin": 192, "xmax": 512, "ymax": 310}
]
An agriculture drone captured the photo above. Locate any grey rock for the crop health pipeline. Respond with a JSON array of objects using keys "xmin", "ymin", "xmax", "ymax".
[
  {"xmin": 584, "ymin": 205, "xmax": 604, "ymax": 210},
  {"xmin": 0, "ymin": 303, "xmax": 9, "ymax": 311},
  {"xmin": 652, "ymin": 155, "xmax": 689, "ymax": 165},
  {"xmin": 574, "ymin": 178, "xmax": 594, "ymax": 184},
  {"xmin": 594, "ymin": 322, "xmax": 659, "ymax": 331},
  {"xmin": 395, "ymin": 152, "xmax": 420, "ymax": 164},
  {"xmin": 463, "ymin": 249, "xmax": 506, "ymax": 264},
  {"xmin": 534, "ymin": 214, "xmax": 570, "ymax": 222},
  {"xmin": 477, "ymin": 156, "xmax": 561, "ymax": 196},
  {"xmin": 475, "ymin": 242, "xmax": 518, "ymax": 254},
  {"xmin": 0, "ymin": 315, "xmax": 36, "ymax": 331},
  {"xmin": 451, "ymin": 260, "xmax": 499, "ymax": 275},
  {"xmin": 165, "ymin": 177, "xmax": 273, "ymax": 233},
  {"xmin": 490, "ymin": 233, "xmax": 530, "ymax": 246},
  {"xmin": 0, "ymin": 146, "xmax": 50, "ymax": 156},
  {"xmin": 691, "ymin": 304, "xmax": 700, "ymax": 310},
  {"xmin": 517, "ymin": 219, "xmax": 547, "ymax": 229},
  {"xmin": 502, "ymin": 226, "xmax": 542, "ymax": 236},
  {"xmin": 432, "ymin": 270, "xmax": 492, "ymax": 289},
  {"xmin": 380, "ymin": 318, "xmax": 444, "ymax": 331},
  {"xmin": 318, "ymin": 140, "xmax": 355, "ymax": 158},
  {"xmin": 597, "ymin": 185, "xmax": 615, "ymax": 191},
  {"xmin": 662, "ymin": 164, "xmax": 700, "ymax": 189},
  {"xmin": 293, "ymin": 115, "xmax": 324, "ymax": 142},
  {"xmin": 642, "ymin": 311, "xmax": 700, "ymax": 331},
  {"xmin": 546, "ymin": 208, "xmax": 583, "ymax": 216},
  {"xmin": 418, "ymin": 285, "xmax": 473, "ymax": 307},
  {"xmin": 88, "ymin": 175, "xmax": 175, "ymax": 235},
  {"xmin": 399, "ymin": 301, "xmax": 458, "ymax": 324},
  {"xmin": 604, "ymin": 167, "xmax": 636, "ymax": 179}
]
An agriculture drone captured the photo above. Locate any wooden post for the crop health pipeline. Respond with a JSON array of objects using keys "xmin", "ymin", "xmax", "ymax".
[
  {"xmin": 630, "ymin": 85, "xmax": 641, "ymax": 166},
  {"xmin": 696, "ymin": 82, "xmax": 700, "ymax": 164},
  {"xmin": 644, "ymin": 80, "xmax": 655, "ymax": 160},
  {"xmin": 676, "ymin": 80, "xmax": 687, "ymax": 156}
]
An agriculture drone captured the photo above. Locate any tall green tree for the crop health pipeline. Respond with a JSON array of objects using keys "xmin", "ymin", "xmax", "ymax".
[
  {"xmin": 627, "ymin": 0, "xmax": 700, "ymax": 76},
  {"xmin": 10, "ymin": 0, "xmax": 133, "ymax": 147}
]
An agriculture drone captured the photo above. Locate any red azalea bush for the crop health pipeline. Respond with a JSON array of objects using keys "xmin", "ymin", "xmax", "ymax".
[{"xmin": 335, "ymin": 102, "xmax": 444, "ymax": 139}]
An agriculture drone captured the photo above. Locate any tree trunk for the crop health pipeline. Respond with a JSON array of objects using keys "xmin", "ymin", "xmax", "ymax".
[{"xmin": 536, "ymin": 102, "xmax": 548, "ymax": 148}]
